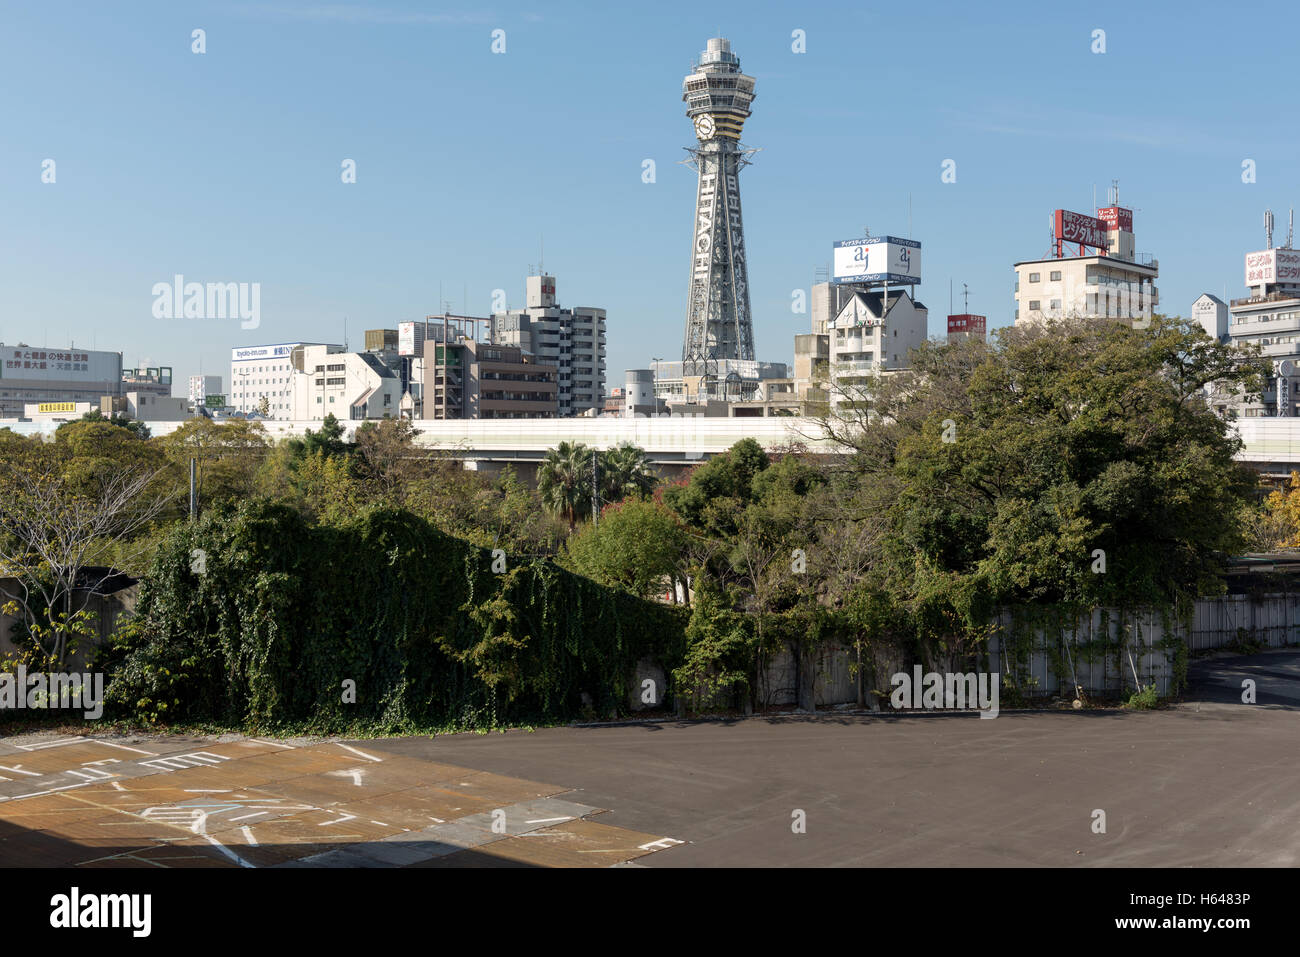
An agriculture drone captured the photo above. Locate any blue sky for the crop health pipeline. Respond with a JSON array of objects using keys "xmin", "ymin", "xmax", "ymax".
[{"xmin": 2, "ymin": 0, "xmax": 1297, "ymax": 390}]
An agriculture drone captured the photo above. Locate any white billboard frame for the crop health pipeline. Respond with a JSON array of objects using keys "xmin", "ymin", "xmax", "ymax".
[{"xmin": 832, "ymin": 236, "xmax": 922, "ymax": 286}]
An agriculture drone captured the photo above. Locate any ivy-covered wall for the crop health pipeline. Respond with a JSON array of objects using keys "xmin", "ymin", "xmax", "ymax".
[{"xmin": 103, "ymin": 502, "xmax": 689, "ymax": 731}]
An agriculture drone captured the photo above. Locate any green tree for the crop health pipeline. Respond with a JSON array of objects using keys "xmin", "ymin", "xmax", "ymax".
[
  {"xmin": 300, "ymin": 413, "xmax": 349, "ymax": 459},
  {"xmin": 566, "ymin": 500, "xmax": 688, "ymax": 600},
  {"xmin": 158, "ymin": 417, "xmax": 269, "ymax": 509},
  {"xmin": 538, "ymin": 441, "xmax": 595, "ymax": 529},
  {"xmin": 829, "ymin": 315, "xmax": 1272, "ymax": 658},
  {"xmin": 80, "ymin": 407, "xmax": 151, "ymax": 439},
  {"xmin": 0, "ymin": 435, "xmax": 173, "ymax": 667},
  {"xmin": 599, "ymin": 442, "xmax": 657, "ymax": 503}
]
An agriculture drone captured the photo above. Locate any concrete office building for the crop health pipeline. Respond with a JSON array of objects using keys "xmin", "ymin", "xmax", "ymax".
[
  {"xmin": 0, "ymin": 344, "xmax": 124, "ymax": 418},
  {"xmin": 792, "ymin": 333, "xmax": 829, "ymax": 408},
  {"xmin": 103, "ymin": 392, "xmax": 190, "ymax": 421},
  {"xmin": 231, "ymin": 342, "xmax": 338, "ymax": 418},
  {"xmin": 649, "ymin": 358, "xmax": 787, "ymax": 407},
  {"xmin": 1013, "ymin": 197, "xmax": 1158, "ymax": 326},
  {"xmin": 291, "ymin": 344, "xmax": 402, "ymax": 421},
  {"xmin": 811, "ymin": 282, "xmax": 852, "ymax": 337},
  {"xmin": 492, "ymin": 274, "xmax": 605, "ymax": 416},
  {"xmin": 423, "ymin": 337, "xmax": 557, "ymax": 419},
  {"xmin": 121, "ymin": 367, "xmax": 173, "ymax": 398}
]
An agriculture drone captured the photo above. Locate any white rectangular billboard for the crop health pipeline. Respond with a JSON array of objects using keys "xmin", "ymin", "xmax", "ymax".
[
  {"xmin": 1246, "ymin": 248, "xmax": 1300, "ymax": 286},
  {"xmin": 833, "ymin": 237, "xmax": 921, "ymax": 285},
  {"xmin": 0, "ymin": 346, "xmax": 120, "ymax": 383}
]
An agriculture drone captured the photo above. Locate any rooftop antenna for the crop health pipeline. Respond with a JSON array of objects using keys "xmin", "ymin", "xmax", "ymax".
[
  {"xmin": 1266, "ymin": 209, "xmax": 1275, "ymax": 250},
  {"xmin": 1109, "ymin": 179, "xmax": 1119, "ymax": 207},
  {"xmin": 963, "ymin": 282, "xmax": 970, "ymax": 312},
  {"xmin": 1288, "ymin": 209, "xmax": 1295, "ymax": 249}
]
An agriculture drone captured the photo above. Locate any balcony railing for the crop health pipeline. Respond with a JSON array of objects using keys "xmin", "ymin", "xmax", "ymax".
[{"xmin": 1231, "ymin": 290, "xmax": 1300, "ymax": 307}]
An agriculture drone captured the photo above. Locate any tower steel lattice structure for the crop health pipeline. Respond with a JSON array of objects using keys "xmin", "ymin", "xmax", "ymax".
[{"xmin": 681, "ymin": 37, "xmax": 757, "ymax": 381}]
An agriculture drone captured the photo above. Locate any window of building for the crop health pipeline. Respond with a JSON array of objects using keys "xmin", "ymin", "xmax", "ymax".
[
  {"xmin": 1050, "ymin": 299, "xmax": 1061, "ymax": 312},
  {"xmin": 1029, "ymin": 300, "xmax": 1041, "ymax": 311},
  {"xmin": 1050, "ymin": 271, "xmax": 1062, "ymax": 281},
  {"xmin": 1028, "ymin": 272, "xmax": 1041, "ymax": 282}
]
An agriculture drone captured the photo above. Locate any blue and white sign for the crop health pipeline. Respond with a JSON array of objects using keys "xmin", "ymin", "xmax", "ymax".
[
  {"xmin": 231, "ymin": 343, "xmax": 300, "ymax": 362},
  {"xmin": 832, "ymin": 236, "xmax": 922, "ymax": 286}
]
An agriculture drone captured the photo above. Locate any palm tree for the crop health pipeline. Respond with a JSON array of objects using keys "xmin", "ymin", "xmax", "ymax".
[
  {"xmin": 600, "ymin": 442, "xmax": 656, "ymax": 503},
  {"xmin": 537, "ymin": 441, "xmax": 593, "ymax": 529}
]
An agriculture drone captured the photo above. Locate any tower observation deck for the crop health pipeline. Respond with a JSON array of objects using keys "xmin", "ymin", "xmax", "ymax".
[{"xmin": 681, "ymin": 37, "xmax": 757, "ymax": 381}]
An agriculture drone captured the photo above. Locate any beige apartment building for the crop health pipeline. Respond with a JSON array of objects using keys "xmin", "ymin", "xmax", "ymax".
[
  {"xmin": 1013, "ymin": 255, "xmax": 1158, "ymax": 326},
  {"xmin": 422, "ymin": 338, "xmax": 557, "ymax": 419}
]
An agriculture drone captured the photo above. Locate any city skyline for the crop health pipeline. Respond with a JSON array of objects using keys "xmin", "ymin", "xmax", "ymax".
[{"xmin": 2, "ymin": 0, "xmax": 1298, "ymax": 389}]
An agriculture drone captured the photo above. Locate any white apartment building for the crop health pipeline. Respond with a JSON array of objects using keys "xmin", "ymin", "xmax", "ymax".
[
  {"xmin": 188, "ymin": 374, "xmax": 222, "ymax": 409},
  {"xmin": 230, "ymin": 342, "xmax": 338, "ymax": 418},
  {"xmin": 1224, "ymin": 246, "xmax": 1300, "ymax": 417},
  {"xmin": 1192, "ymin": 293, "xmax": 1229, "ymax": 343},
  {"xmin": 492, "ymin": 274, "xmax": 606, "ymax": 416},
  {"xmin": 828, "ymin": 288, "xmax": 928, "ymax": 407},
  {"xmin": 290, "ymin": 344, "xmax": 401, "ymax": 421}
]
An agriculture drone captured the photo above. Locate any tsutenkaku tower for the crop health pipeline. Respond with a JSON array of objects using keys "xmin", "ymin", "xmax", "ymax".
[{"xmin": 681, "ymin": 37, "xmax": 757, "ymax": 377}]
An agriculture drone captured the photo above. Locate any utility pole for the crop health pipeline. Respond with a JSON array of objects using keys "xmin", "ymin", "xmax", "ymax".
[{"xmin": 592, "ymin": 449, "xmax": 599, "ymax": 526}]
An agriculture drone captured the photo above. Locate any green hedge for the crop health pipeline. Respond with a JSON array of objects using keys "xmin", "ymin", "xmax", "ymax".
[{"xmin": 103, "ymin": 501, "xmax": 688, "ymax": 731}]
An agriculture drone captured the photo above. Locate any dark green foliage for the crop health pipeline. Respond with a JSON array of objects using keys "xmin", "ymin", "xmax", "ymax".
[{"xmin": 104, "ymin": 500, "xmax": 688, "ymax": 731}]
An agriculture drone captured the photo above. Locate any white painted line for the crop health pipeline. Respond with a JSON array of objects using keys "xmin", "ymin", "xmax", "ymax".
[
  {"xmin": 90, "ymin": 741, "xmax": 157, "ymax": 755},
  {"xmin": 16, "ymin": 736, "xmax": 85, "ymax": 751},
  {"xmin": 370, "ymin": 820, "xmax": 388, "ymax": 826},
  {"xmin": 525, "ymin": 816, "xmax": 573, "ymax": 825},
  {"xmin": 637, "ymin": 837, "xmax": 686, "ymax": 851},
  {"xmin": 241, "ymin": 827, "xmax": 258, "ymax": 846},
  {"xmin": 204, "ymin": 834, "xmax": 255, "ymax": 868},
  {"xmin": 249, "ymin": 738, "xmax": 295, "ymax": 750},
  {"xmin": 0, "ymin": 764, "xmax": 42, "ymax": 777},
  {"xmin": 229, "ymin": 811, "xmax": 268, "ymax": 822},
  {"xmin": 183, "ymin": 789, "xmax": 233, "ymax": 793},
  {"xmin": 66, "ymin": 768, "xmax": 116, "ymax": 782},
  {"xmin": 429, "ymin": 817, "xmax": 445, "ymax": 823},
  {"xmin": 336, "ymin": 744, "xmax": 382, "ymax": 762},
  {"xmin": 112, "ymin": 782, "xmax": 126, "ymax": 791},
  {"xmin": 319, "ymin": 812, "xmax": 357, "ymax": 826}
]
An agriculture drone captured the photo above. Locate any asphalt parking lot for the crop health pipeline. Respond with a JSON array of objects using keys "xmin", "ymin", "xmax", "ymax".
[{"xmin": 2, "ymin": 650, "xmax": 1297, "ymax": 867}]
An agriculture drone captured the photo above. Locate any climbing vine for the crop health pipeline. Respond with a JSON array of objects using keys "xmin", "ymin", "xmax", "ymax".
[{"xmin": 103, "ymin": 501, "xmax": 688, "ymax": 731}]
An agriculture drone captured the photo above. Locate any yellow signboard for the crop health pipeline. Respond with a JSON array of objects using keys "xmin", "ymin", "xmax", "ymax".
[{"xmin": 37, "ymin": 402, "xmax": 76, "ymax": 413}]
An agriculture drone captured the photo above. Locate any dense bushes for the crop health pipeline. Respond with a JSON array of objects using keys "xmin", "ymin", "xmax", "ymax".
[{"xmin": 103, "ymin": 500, "xmax": 688, "ymax": 731}]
